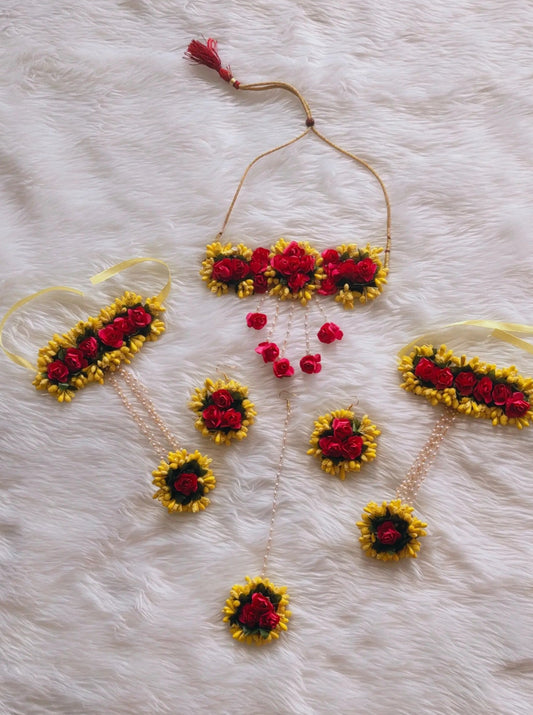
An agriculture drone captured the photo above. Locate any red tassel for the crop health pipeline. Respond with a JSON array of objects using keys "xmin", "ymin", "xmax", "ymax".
[{"xmin": 186, "ymin": 38, "xmax": 239, "ymax": 87}]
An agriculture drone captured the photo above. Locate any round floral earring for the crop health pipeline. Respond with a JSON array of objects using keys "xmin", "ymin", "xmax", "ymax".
[{"xmin": 189, "ymin": 376, "xmax": 256, "ymax": 445}]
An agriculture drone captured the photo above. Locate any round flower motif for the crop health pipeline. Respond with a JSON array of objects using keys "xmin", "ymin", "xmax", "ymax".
[
  {"xmin": 308, "ymin": 409, "xmax": 380, "ymax": 480},
  {"xmin": 265, "ymin": 238, "xmax": 324, "ymax": 305},
  {"xmin": 189, "ymin": 377, "xmax": 256, "ymax": 445},
  {"xmin": 246, "ymin": 312, "xmax": 267, "ymax": 330},
  {"xmin": 299, "ymin": 354, "xmax": 322, "ymax": 374},
  {"xmin": 399, "ymin": 344, "xmax": 533, "ymax": 428},
  {"xmin": 222, "ymin": 575, "xmax": 290, "ymax": 645},
  {"xmin": 201, "ymin": 242, "xmax": 254, "ymax": 298},
  {"xmin": 152, "ymin": 449, "xmax": 215, "ymax": 513},
  {"xmin": 255, "ymin": 342, "xmax": 279, "ymax": 363},
  {"xmin": 319, "ymin": 243, "xmax": 388, "ymax": 309},
  {"xmin": 357, "ymin": 499, "xmax": 427, "ymax": 561},
  {"xmin": 317, "ymin": 322, "xmax": 343, "ymax": 344},
  {"xmin": 273, "ymin": 358, "xmax": 294, "ymax": 378}
]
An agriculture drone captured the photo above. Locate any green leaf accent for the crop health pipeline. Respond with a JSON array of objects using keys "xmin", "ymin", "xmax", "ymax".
[{"xmin": 258, "ymin": 629, "xmax": 271, "ymax": 639}]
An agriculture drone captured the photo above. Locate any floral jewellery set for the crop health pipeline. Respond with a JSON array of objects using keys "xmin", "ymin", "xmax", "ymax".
[
  {"xmin": 187, "ymin": 38, "xmax": 390, "ymax": 644},
  {"xmin": 357, "ymin": 322, "xmax": 533, "ymax": 562},
  {"xmin": 0, "ymin": 258, "xmax": 216, "ymax": 513}
]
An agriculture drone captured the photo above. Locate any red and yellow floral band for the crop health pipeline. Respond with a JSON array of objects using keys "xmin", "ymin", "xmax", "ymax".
[{"xmin": 399, "ymin": 344, "xmax": 533, "ymax": 428}]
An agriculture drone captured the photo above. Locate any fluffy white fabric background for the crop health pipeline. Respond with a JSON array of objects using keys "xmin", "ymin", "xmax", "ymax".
[{"xmin": 1, "ymin": 1, "xmax": 532, "ymax": 713}]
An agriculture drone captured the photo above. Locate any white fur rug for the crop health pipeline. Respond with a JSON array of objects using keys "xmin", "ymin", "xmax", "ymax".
[{"xmin": 1, "ymin": 2, "xmax": 533, "ymax": 713}]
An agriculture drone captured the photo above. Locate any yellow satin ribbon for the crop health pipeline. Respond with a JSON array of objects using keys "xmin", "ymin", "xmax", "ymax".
[
  {"xmin": 1, "ymin": 257, "xmax": 171, "ymax": 371},
  {"xmin": 398, "ymin": 320, "xmax": 533, "ymax": 358}
]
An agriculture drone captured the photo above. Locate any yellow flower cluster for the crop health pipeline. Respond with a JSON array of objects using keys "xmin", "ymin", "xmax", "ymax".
[
  {"xmin": 200, "ymin": 241, "xmax": 254, "ymax": 298},
  {"xmin": 222, "ymin": 575, "xmax": 291, "ymax": 646},
  {"xmin": 307, "ymin": 409, "xmax": 380, "ymax": 480},
  {"xmin": 265, "ymin": 238, "xmax": 324, "ymax": 306},
  {"xmin": 399, "ymin": 344, "xmax": 533, "ymax": 428},
  {"xmin": 152, "ymin": 449, "xmax": 215, "ymax": 513},
  {"xmin": 333, "ymin": 244, "xmax": 388, "ymax": 309},
  {"xmin": 357, "ymin": 499, "xmax": 427, "ymax": 561},
  {"xmin": 189, "ymin": 377, "xmax": 256, "ymax": 445},
  {"xmin": 33, "ymin": 292, "xmax": 165, "ymax": 402}
]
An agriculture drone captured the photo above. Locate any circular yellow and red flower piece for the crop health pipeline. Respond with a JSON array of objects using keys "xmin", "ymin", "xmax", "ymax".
[
  {"xmin": 223, "ymin": 576, "xmax": 290, "ymax": 645},
  {"xmin": 189, "ymin": 377, "xmax": 256, "ymax": 445},
  {"xmin": 152, "ymin": 449, "xmax": 215, "ymax": 513},
  {"xmin": 357, "ymin": 499, "xmax": 427, "ymax": 561}
]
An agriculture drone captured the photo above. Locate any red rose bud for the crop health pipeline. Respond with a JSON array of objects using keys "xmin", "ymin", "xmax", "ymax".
[
  {"xmin": 219, "ymin": 408, "xmax": 243, "ymax": 430},
  {"xmin": 317, "ymin": 322, "xmax": 343, "ymax": 344},
  {"xmin": 299, "ymin": 354, "xmax": 322, "ymax": 374},
  {"xmin": 78, "ymin": 336, "xmax": 99, "ymax": 359},
  {"xmin": 505, "ymin": 392, "xmax": 530, "ymax": 418},
  {"xmin": 341, "ymin": 435, "xmax": 364, "ymax": 460},
  {"xmin": 271, "ymin": 254, "xmax": 289, "ymax": 275},
  {"xmin": 473, "ymin": 376, "xmax": 493, "ymax": 404},
  {"xmin": 202, "ymin": 404, "xmax": 223, "ymax": 429},
  {"xmin": 246, "ymin": 312, "xmax": 268, "ymax": 330},
  {"xmin": 238, "ymin": 602, "xmax": 258, "ymax": 627},
  {"xmin": 211, "ymin": 257, "xmax": 233, "ymax": 282},
  {"xmin": 258, "ymin": 610, "xmax": 280, "ymax": 630},
  {"xmin": 376, "ymin": 520, "xmax": 401, "ymax": 546},
  {"xmin": 250, "ymin": 247, "xmax": 270, "ymax": 274},
  {"xmin": 173, "ymin": 472, "xmax": 198, "ymax": 496},
  {"xmin": 230, "ymin": 258, "xmax": 250, "ymax": 281},
  {"xmin": 356, "ymin": 257, "xmax": 378, "ymax": 283},
  {"xmin": 284, "ymin": 241, "xmax": 305, "ymax": 258},
  {"xmin": 321, "ymin": 249, "xmax": 340, "ymax": 265},
  {"xmin": 47, "ymin": 360, "xmax": 70, "ymax": 383},
  {"xmin": 317, "ymin": 278, "xmax": 338, "ymax": 296},
  {"xmin": 454, "ymin": 371, "xmax": 476, "ymax": 396},
  {"xmin": 492, "ymin": 383, "xmax": 512, "ymax": 406},
  {"xmin": 253, "ymin": 274, "xmax": 268, "ymax": 293},
  {"xmin": 286, "ymin": 255, "xmax": 301, "ymax": 274},
  {"xmin": 98, "ymin": 324, "xmax": 124, "ymax": 349},
  {"xmin": 113, "ymin": 315, "xmax": 136, "ymax": 335},
  {"xmin": 238, "ymin": 592, "xmax": 275, "ymax": 628},
  {"xmin": 63, "ymin": 347, "xmax": 88, "ymax": 372},
  {"xmin": 211, "ymin": 389, "xmax": 234, "ymax": 409},
  {"xmin": 299, "ymin": 254, "xmax": 316, "ymax": 274},
  {"xmin": 332, "ymin": 418, "xmax": 353, "ymax": 440},
  {"xmin": 318, "ymin": 436, "xmax": 345, "ymax": 458},
  {"xmin": 255, "ymin": 342, "xmax": 280, "ymax": 363},
  {"xmin": 287, "ymin": 272, "xmax": 309, "ymax": 293},
  {"xmin": 127, "ymin": 306, "xmax": 152, "ymax": 328},
  {"xmin": 273, "ymin": 358, "xmax": 294, "ymax": 378},
  {"xmin": 336, "ymin": 259, "xmax": 360, "ymax": 283},
  {"xmin": 435, "ymin": 367, "xmax": 454, "ymax": 390}
]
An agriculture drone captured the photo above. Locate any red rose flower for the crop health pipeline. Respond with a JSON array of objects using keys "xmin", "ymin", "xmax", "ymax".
[
  {"xmin": 173, "ymin": 472, "xmax": 198, "ymax": 496},
  {"xmin": 230, "ymin": 258, "xmax": 250, "ymax": 281},
  {"xmin": 98, "ymin": 324, "xmax": 124, "ymax": 349},
  {"xmin": 299, "ymin": 254, "xmax": 316, "ymax": 274},
  {"xmin": 334, "ymin": 259, "xmax": 360, "ymax": 283},
  {"xmin": 47, "ymin": 360, "xmax": 69, "ymax": 383},
  {"xmin": 258, "ymin": 610, "xmax": 280, "ymax": 630},
  {"xmin": 376, "ymin": 520, "xmax": 401, "ymax": 545},
  {"xmin": 127, "ymin": 306, "xmax": 152, "ymax": 328},
  {"xmin": 318, "ymin": 436, "xmax": 345, "ymax": 458},
  {"xmin": 356, "ymin": 258, "xmax": 378, "ymax": 283},
  {"xmin": 286, "ymin": 255, "xmax": 301, "ymax": 274},
  {"xmin": 255, "ymin": 342, "xmax": 280, "ymax": 363},
  {"xmin": 212, "ymin": 257, "xmax": 233, "ymax": 282},
  {"xmin": 211, "ymin": 389, "xmax": 234, "ymax": 409},
  {"xmin": 287, "ymin": 273, "xmax": 309, "ymax": 293},
  {"xmin": 435, "ymin": 368, "xmax": 454, "ymax": 390},
  {"xmin": 317, "ymin": 322, "xmax": 343, "ymax": 344},
  {"xmin": 322, "ymin": 249, "xmax": 340, "ymax": 265},
  {"xmin": 273, "ymin": 358, "xmax": 294, "ymax": 378},
  {"xmin": 299, "ymin": 354, "xmax": 322, "ymax": 374},
  {"xmin": 505, "ymin": 392, "xmax": 530, "ymax": 418},
  {"xmin": 271, "ymin": 254, "xmax": 290, "ymax": 275},
  {"xmin": 202, "ymin": 404, "xmax": 223, "ymax": 429},
  {"xmin": 78, "ymin": 336, "xmax": 99, "ymax": 360},
  {"xmin": 238, "ymin": 592, "xmax": 275, "ymax": 628},
  {"xmin": 253, "ymin": 274, "xmax": 268, "ymax": 294},
  {"xmin": 219, "ymin": 408, "xmax": 243, "ymax": 430},
  {"xmin": 332, "ymin": 418, "xmax": 353, "ymax": 440},
  {"xmin": 63, "ymin": 347, "xmax": 88, "ymax": 372},
  {"xmin": 246, "ymin": 312, "xmax": 268, "ymax": 330},
  {"xmin": 473, "ymin": 376, "xmax": 493, "ymax": 404},
  {"xmin": 317, "ymin": 278, "xmax": 338, "ymax": 295},
  {"xmin": 250, "ymin": 247, "xmax": 270, "ymax": 274},
  {"xmin": 414, "ymin": 357, "xmax": 440, "ymax": 384},
  {"xmin": 341, "ymin": 435, "xmax": 364, "ymax": 460},
  {"xmin": 284, "ymin": 241, "xmax": 304, "ymax": 258},
  {"xmin": 114, "ymin": 315, "xmax": 136, "ymax": 335},
  {"xmin": 492, "ymin": 383, "xmax": 512, "ymax": 406},
  {"xmin": 454, "ymin": 371, "xmax": 476, "ymax": 396}
]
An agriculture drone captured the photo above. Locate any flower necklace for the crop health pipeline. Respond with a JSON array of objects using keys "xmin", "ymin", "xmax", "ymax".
[
  {"xmin": 188, "ymin": 39, "xmax": 391, "ymax": 378},
  {"xmin": 357, "ymin": 322, "xmax": 533, "ymax": 562}
]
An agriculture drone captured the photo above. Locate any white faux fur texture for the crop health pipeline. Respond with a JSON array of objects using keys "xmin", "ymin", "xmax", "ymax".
[{"xmin": 1, "ymin": 1, "xmax": 533, "ymax": 714}]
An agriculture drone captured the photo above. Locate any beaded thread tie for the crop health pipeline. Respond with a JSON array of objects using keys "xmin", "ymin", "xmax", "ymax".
[
  {"xmin": 357, "ymin": 322, "xmax": 533, "ymax": 562},
  {"xmin": 188, "ymin": 38, "xmax": 391, "ymax": 378}
]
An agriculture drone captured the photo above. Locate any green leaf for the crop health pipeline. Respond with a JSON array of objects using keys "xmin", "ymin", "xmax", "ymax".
[{"xmin": 259, "ymin": 629, "xmax": 270, "ymax": 639}]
